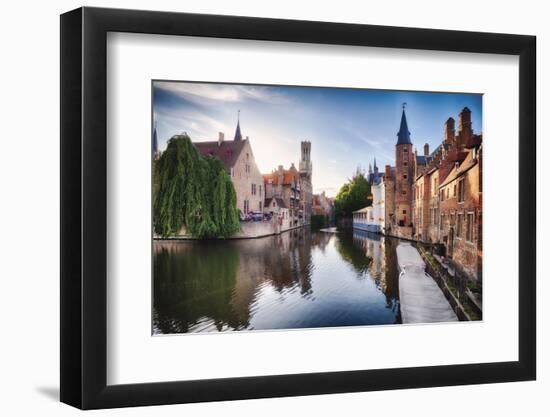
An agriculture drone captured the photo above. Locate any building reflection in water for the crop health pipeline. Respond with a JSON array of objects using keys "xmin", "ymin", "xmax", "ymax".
[{"xmin": 153, "ymin": 228, "xmax": 400, "ymax": 334}]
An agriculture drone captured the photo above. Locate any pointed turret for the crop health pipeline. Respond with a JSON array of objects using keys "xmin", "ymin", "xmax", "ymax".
[
  {"xmin": 396, "ymin": 104, "xmax": 412, "ymax": 145},
  {"xmin": 373, "ymin": 157, "xmax": 378, "ymax": 173},
  {"xmin": 234, "ymin": 110, "xmax": 242, "ymax": 141}
]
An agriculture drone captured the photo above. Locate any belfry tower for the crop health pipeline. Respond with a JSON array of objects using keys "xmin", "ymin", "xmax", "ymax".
[
  {"xmin": 299, "ymin": 141, "xmax": 313, "ymax": 224},
  {"xmin": 394, "ymin": 104, "xmax": 414, "ymax": 226}
]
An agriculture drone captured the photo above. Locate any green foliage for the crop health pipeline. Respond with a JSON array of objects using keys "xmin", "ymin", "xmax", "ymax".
[
  {"xmin": 334, "ymin": 169, "xmax": 372, "ymax": 219},
  {"xmin": 153, "ymin": 134, "xmax": 240, "ymax": 238},
  {"xmin": 311, "ymin": 214, "xmax": 329, "ymax": 230}
]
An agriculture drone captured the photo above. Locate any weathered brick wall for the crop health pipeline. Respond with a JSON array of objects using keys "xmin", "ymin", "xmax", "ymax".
[
  {"xmin": 394, "ymin": 143, "xmax": 414, "ymax": 225},
  {"xmin": 427, "ymin": 169, "xmax": 440, "ymax": 243},
  {"xmin": 383, "ymin": 166, "xmax": 395, "ymax": 234},
  {"xmin": 438, "ymin": 152, "xmax": 481, "ymax": 281}
]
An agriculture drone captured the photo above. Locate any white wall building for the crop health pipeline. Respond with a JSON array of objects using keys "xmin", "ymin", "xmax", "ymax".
[{"xmin": 353, "ymin": 179, "xmax": 385, "ymax": 233}]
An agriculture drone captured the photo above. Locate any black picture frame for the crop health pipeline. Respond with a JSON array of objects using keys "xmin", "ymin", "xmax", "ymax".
[{"xmin": 60, "ymin": 6, "xmax": 536, "ymax": 410}]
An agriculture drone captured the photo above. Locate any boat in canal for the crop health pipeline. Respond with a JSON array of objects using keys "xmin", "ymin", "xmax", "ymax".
[{"xmin": 396, "ymin": 242, "xmax": 458, "ymax": 324}]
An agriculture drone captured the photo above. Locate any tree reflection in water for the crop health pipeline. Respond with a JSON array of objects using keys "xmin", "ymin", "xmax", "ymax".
[{"xmin": 153, "ymin": 228, "xmax": 401, "ymax": 334}]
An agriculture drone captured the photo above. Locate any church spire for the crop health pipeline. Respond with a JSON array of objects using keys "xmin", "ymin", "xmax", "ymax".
[
  {"xmin": 396, "ymin": 103, "xmax": 412, "ymax": 145},
  {"xmin": 373, "ymin": 157, "xmax": 378, "ymax": 173},
  {"xmin": 152, "ymin": 120, "xmax": 159, "ymax": 159},
  {"xmin": 234, "ymin": 110, "xmax": 242, "ymax": 141}
]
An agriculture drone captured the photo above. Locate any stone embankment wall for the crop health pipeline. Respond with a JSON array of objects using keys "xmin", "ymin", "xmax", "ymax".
[{"xmin": 158, "ymin": 219, "xmax": 306, "ymax": 240}]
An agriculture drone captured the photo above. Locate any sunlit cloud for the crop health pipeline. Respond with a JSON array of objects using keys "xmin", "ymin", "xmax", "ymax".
[
  {"xmin": 155, "ymin": 81, "xmax": 290, "ymax": 105},
  {"xmin": 153, "ymin": 81, "xmax": 482, "ymax": 198}
]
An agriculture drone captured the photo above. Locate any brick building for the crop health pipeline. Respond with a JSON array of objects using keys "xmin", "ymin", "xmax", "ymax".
[
  {"xmin": 409, "ymin": 107, "xmax": 482, "ymax": 281},
  {"xmin": 263, "ymin": 164, "xmax": 303, "ymax": 227},
  {"xmin": 383, "ymin": 106, "xmax": 415, "ymax": 239},
  {"xmin": 263, "ymin": 141, "xmax": 313, "ymax": 228}
]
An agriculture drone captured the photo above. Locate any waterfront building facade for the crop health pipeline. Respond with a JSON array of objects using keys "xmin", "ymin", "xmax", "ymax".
[
  {"xmin": 194, "ymin": 118, "xmax": 265, "ymax": 217},
  {"xmin": 264, "ymin": 142, "xmax": 313, "ymax": 228},
  {"xmin": 264, "ymin": 197, "xmax": 290, "ymax": 229},
  {"xmin": 353, "ymin": 158, "xmax": 385, "ymax": 233},
  {"xmin": 383, "ymin": 107, "xmax": 415, "ymax": 239},
  {"xmin": 352, "ymin": 206, "xmax": 375, "ymax": 232},
  {"xmin": 408, "ymin": 107, "xmax": 482, "ymax": 281},
  {"xmin": 312, "ymin": 191, "xmax": 334, "ymax": 217},
  {"xmin": 263, "ymin": 164, "xmax": 302, "ymax": 227}
]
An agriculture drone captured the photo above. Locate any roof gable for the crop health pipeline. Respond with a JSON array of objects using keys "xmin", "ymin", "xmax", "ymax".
[{"xmin": 193, "ymin": 139, "xmax": 248, "ymax": 170}]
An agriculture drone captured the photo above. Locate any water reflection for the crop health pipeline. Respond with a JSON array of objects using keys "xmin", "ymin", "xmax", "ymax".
[{"xmin": 153, "ymin": 228, "xmax": 401, "ymax": 334}]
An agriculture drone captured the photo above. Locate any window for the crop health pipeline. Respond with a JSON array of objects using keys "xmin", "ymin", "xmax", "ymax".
[
  {"xmin": 244, "ymin": 200, "xmax": 249, "ymax": 213},
  {"xmin": 453, "ymin": 184, "xmax": 457, "ymax": 197},
  {"xmin": 440, "ymin": 190, "xmax": 444, "ymax": 201},
  {"xmin": 403, "ymin": 174, "xmax": 407, "ymax": 179},
  {"xmin": 466, "ymin": 213, "xmax": 474, "ymax": 242},
  {"xmin": 457, "ymin": 214, "xmax": 462, "ymax": 238},
  {"xmin": 403, "ymin": 161, "xmax": 408, "ymax": 167},
  {"xmin": 458, "ymin": 178, "xmax": 465, "ymax": 202},
  {"xmin": 403, "ymin": 210, "xmax": 407, "ymax": 215},
  {"xmin": 259, "ymin": 201, "xmax": 262, "ymax": 211},
  {"xmin": 251, "ymin": 183, "xmax": 256, "ymax": 195},
  {"xmin": 446, "ymin": 188, "xmax": 449, "ymax": 199},
  {"xmin": 259, "ymin": 185, "xmax": 262, "ymax": 196}
]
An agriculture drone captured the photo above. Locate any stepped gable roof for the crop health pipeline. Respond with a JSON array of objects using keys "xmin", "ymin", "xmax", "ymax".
[
  {"xmin": 263, "ymin": 167, "xmax": 299, "ymax": 186},
  {"xmin": 194, "ymin": 139, "xmax": 247, "ymax": 170}
]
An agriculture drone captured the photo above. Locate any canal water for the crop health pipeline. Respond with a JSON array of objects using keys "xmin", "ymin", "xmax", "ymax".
[{"xmin": 153, "ymin": 228, "xmax": 401, "ymax": 334}]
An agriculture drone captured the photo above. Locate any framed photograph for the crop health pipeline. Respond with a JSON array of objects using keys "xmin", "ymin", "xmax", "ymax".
[{"xmin": 60, "ymin": 7, "xmax": 536, "ymax": 409}]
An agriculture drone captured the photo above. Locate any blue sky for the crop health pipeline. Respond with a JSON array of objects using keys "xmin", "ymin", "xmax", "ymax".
[{"xmin": 153, "ymin": 81, "xmax": 482, "ymax": 197}]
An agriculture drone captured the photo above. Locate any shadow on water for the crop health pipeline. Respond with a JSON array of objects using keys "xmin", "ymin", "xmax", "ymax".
[{"xmin": 153, "ymin": 228, "xmax": 401, "ymax": 334}]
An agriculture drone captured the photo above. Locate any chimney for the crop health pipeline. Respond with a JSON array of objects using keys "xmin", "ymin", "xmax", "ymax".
[
  {"xmin": 218, "ymin": 132, "xmax": 224, "ymax": 146},
  {"xmin": 457, "ymin": 107, "xmax": 473, "ymax": 148},
  {"xmin": 444, "ymin": 117, "xmax": 455, "ymax": 144},
  {"xmin": 458, "ymin": 107, "xmax": 472, "ymax": 132},
  {"xmin": 385, "ymin": 164, "xmax": 392, "ymax": 178},
  {"xmin": 424, "ymin": 143, "xmax": 429, "ymax": 157}
]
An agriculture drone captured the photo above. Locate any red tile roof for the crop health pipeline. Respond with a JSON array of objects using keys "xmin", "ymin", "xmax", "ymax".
[
  {"xmin": 263, "ymin": 168, "xmax": 299, "ymax": 186},
  {"xmin": 193, "ymin": 139, "xmax": 247, "ymax": 170}
]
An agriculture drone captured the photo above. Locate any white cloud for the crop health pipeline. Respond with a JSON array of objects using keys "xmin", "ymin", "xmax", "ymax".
[{"xmin": 155, "ymin": 81, "xmax": 289, "ymax": 105}]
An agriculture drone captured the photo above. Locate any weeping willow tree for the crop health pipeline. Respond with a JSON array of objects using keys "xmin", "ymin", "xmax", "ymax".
[{"xmin": 153, "ymin": 134, "xmax": 240, "ymax": 238}]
